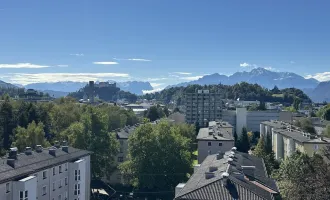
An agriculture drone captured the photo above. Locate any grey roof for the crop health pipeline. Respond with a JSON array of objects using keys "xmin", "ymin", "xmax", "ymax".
[
  {"xmin": 175, "ymin": 151, "xmax": 279, "ymax": 200},
  {"xmin": 208, "ymin": 121, "xmax": 233, "ymax": 128},
  {"xmin": 0, "ymin": 146, "xmax": 91, "ymax": 184},
  {"xmin": 116, "ymin": 124, "xmax": 139, "ymax": 139},
  {"xmin": 197, "ymin": 121, "xmax": 234, "ymax": 141}
]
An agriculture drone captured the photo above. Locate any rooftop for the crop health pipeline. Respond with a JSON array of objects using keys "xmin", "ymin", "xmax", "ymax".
[
  {"xmin": 116, "ymin": 124, "xmax": 140, "ymax": 139},
  {"xmin": 0, "ymin": 146, "xmax": 91, "ymax": 184},
  {"xmin": 175, "ymin": 150, "xmax": 279, "ymax": 200},
  {"xmin": 197, "ymin": 121, "xmax": 234, "ymax": 141}
]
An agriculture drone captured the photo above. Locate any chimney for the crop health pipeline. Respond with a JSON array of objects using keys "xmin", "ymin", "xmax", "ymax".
[
  {"xmin": 7, "ymin": 159, "xmax": 15, "ymax": 168},
  {"xmin": 25, "ymin": 147, "xmax": 32, "ymax": 155},
  {"xmin": 227, "ymin": 158, "xmax": 233, "ymax": 165},
  {"xmin": 216, "ymin": 152, "xmax": 224, "ymax": 160},
  {"xmin": 221, "ymin": 172, "xmax": 229, "ymax": 187},
  {"xmin": 54, "ymin": 141, "xmax": 60, "ymax": 149},
  {"xmin": 205, "ymin": 172, "xmax": 215, "ymax": 179},
  {"xmin": 62, "ymin": 146, "xmax": 69, "ymax": 153},
  {"xmin": 8, "ymin": 147, "xmax": 18, "ymax": 159},
  {"xmin": 49, "ymin": 148, "xmax": 56, "ymax": 156},
  {"xmin": 242, "ymin": 166, "xmax": 256, "ymax": 179},
  {"xmin": 62, "ymin": 140, "xmax": 68, "ymax": 146},
  {"xmin": 231, "ymin": 147, "xmax": 237, "ymax": 152},
  {"xmin": 36, "ymin": 145, "xmax": 43, "ymax": 153},
  {"xmin": 209, "ymin": 166, "xmax": 218, "ymax": 172}
]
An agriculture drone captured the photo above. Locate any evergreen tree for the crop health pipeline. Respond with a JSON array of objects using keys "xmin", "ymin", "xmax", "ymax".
[
  {"xmin": 237, "ymin": 127, "xmax": 250, "ymax": 153},
  {"xmin": 0, "ymin": 98, "xmax": 15, "ymax": 150},
  {"xmin": 233, "ymin": 131, "xmax": 239, "ymax": 147}
]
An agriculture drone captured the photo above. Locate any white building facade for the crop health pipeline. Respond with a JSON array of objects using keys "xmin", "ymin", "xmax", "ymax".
[{"xmin": 0, "ymin": 145, "xmax": 91, "ymax": 200}]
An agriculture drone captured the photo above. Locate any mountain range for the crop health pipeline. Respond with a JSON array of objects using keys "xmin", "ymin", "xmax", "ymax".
[
  {"xmin": 167, "ymin": 68, "xmax": 319, "ymax": 89},
  {"xmin": 1, "ymin": 68, "xmax": 329, "ymax": 102}
]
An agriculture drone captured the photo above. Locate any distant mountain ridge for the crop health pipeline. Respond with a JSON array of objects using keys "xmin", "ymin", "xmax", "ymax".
[
  {"xmin": 167, "ymin": 68, "xmax": 319, "ymax": 90},
  {"xmin": 303, "ymin": 81, "xmax": 330, "ymax": 103},
  {"xmin": 0, "ymin": 80, "xmax": 18, "ymax": 89},
  {"xmin": 24, "ymin": 81, "xmax": 153, "ymax": 95}
]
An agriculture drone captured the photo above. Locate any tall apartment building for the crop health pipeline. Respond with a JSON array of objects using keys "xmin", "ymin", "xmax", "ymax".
[
  {"xmin": 185, "ymin": 90, "xmax": 223, "ymax": 127},
  {"xmin": 0, "ymin": 144, "xmax": 91, "ymax": 200},
  {"xmin": 261, "ymin": 120, "xmax": 330, "ymax": 160}
]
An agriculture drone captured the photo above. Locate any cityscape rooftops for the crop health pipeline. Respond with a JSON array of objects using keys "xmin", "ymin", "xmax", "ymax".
[
  {"xmin": 197, "ymin": 121, "xmax": 234, "ymax": 141},
  {"xmin": 175, "ymin": 149, "xmax": 280, "ymax": 200},
  {"xmin": 0, "ymin": 145, "xmax": 91, "ymax": 184}
]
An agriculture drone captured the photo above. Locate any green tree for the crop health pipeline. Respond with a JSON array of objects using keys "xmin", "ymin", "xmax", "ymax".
[
  {"xmin": 120, "ymin": 121, "xmax": 192, "ymax": 192},
  {"xmin": 144, "ymin": 106, "xmax": 165, "ymax": 121},
  {"xmin": 0, "ymin": 98, "xmax": 15, "ymax": 150},
  {"xmin": 294, "ymin": 118, "xmax": 316, "ymax": 134},
  {"xmin": 65, "ymin": 107, "xmax": 119, "ymax": 179},
  {"xmin": 12, "ymin": 121, "xmax": 50, "ymax": 151},
  {"xmin": 237, "ymin": 127, "xmax": 250, "ymax": 153},
  {"xmin": 273, "ymin": 151, "xmax": 330, "ymax": 200},
  {"xmin": 323, "ymin": 124, "xmax": 330, "ymax": 137},
  {"xmin": 293, "ymin": 98, "xmax": 301, "ymax": 111},
  {"xmin": 253, "ymin": 136, "xmax": 277, "ymax": 175}
]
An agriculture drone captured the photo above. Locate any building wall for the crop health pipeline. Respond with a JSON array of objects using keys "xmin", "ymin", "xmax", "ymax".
[
  {"xmin": 236, "ymin": 108, "xmax": 247, "ymax": 135},
  {"xmin": 108, "ymin": 138, "xmax": 128, "ymax": 184},
  {"xmin": 303, "ymin": 143, "xmax": 329, "ymax": 156},
  {"xmin": 222, "ymin": 110, "xmax": 236, "ymax": 132},
  {"xmin": 197, "ymin": 140, "xmax": 234, "ymax": 163},
  {"xmin": 247, "ymin": 111, "xmax": 280, "ymax": 132},
  {"xmin": 1, "ymin": 155, "xmax": 90, "ymax": 200},
  {"xmin": 185, "ymin": 90, "xmax": 223, "ymax": 127}
]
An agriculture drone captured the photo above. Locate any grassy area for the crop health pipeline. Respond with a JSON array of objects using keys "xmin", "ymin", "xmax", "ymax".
[{"xmin": 272, "ymin": 94, "xmax": 284, "ymax": 98}]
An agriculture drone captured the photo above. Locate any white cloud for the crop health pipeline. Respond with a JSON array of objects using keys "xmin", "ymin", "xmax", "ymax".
[
  {"xmin": 70, "ymin": 53, "xmax": 84, "ymax": 56},
  {"xmin": 0, "ymin": 63, "xmax": 50, "ymax": 68},
  {"xmin": 240, "ymin": 62, "xmax": 258, "ymax": 68},
  {"xmin": 263, "ymin": 67, "xmax": 276, "ymax": 71},
  {"xmin": 305, "ymin": 72, "xmax": 330, "ymax": 82},
  {"xmin": 147, "ymin": 77, "xmax": 168, "ymax": 81},
  {"xmin": 93, "ymin": 62, "xmax": 119, "ymax": 65},
  {"xmin": 142, "ymin": 88, "xmax": 164, "ymax": 94},
  {"xmin": 150, "ymin": 83, "xmax": 164, "ymax": 88},
  {"xmin": 179, "ymin": 76, "xmax": 203, "ymax": 81},
  {"xmin": 6, "ymin": 72, "xmax": 130, "ymax": 85},
  {"xmin": 114, "ymin": 58, "xmax": 151, "ymax": 62},
  {"xmin": 57, "ymin": 65, "xmax": 69, "ymax": 67},
  {"xmin": 173, "ymin": 72, "xmax": 192, "ymax": 75},
  {"xmin": 240, "ymin": 62, "xmax": 251, "ymax": 67},
  {"xmin": 290, "ymin": 61, "xmax": 295, "ymax": 64}
]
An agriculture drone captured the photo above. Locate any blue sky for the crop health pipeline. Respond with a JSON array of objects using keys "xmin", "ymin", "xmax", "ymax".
[{"xmin": 0, "ymin": 0, "xmax": 330, "ymax": 91}]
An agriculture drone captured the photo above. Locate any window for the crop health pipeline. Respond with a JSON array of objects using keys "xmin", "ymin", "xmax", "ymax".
[
  {"xmin": 74, "ymin": 184, "xmax": 80, "ymax": 195},
  {"xmin": 219, "ymin": 142, "xmax": 222, "ymax": 146},
  {"xmin": 65, "ymin": 177, "xmax": 68, "ymax": 185},
  {"xmin": 65, "ymin": 163, "xmax": 68, "ymax": 171},
  {"xmin": 42, "ymin": 186, "xmax": 47, "ymax": 195},
  {"xmin": 6, "ymin": 183, "xmax": 10, "ymax": 193},
  {"xmin": 208, "ymin": 142, "xmax": 212, "ymax": 146},
  {"xmin": 59, "ymin": 165, "xmax": 62, "ymax": 173},
  {"xmin": 75, "ymin": 170, "xmax": 81, "ymax": 181},
  {"xmin": 53, "ymin": 182, "xmax": 56, "ymax": 191},
  {"xmin": 65, "ymin": 191, "xmax": 68, "ymax": 200},
  {"xmin": 20, "ymin": 191, "xmax": 28, "ymax": 200},
  {"xmin": 53, "ymin": 167, "xmax": 56, "ymax": 175},
  {"xmin": 117, "ymin": 157, "xmax": 123, "ymax": 162},
  {"xmin": 58, "ymin": 194, "xmax": 62, "ymax": 200},
  {"xmin": 43, "ymin": 171, "xmax": 47, "ymax": 179},
  {"xmin": 59, "ymin": 180, "xmax": 62, "ymax": 188}
]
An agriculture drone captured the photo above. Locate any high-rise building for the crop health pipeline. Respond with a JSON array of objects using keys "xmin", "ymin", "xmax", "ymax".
[
  {"xmin": 0, "ymin": 144, "xmax": 91, "ymax": 200},
  {"xmin": 185, "ymin": 90, "xmax": 223, "ymax": 127}
]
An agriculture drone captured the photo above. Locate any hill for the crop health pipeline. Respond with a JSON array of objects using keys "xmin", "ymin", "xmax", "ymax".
[
  {"xmin": 143, "ymin": 82, "xmax": 311, "ymax": 105},
  {"xmin": 25, "ymin": 81, "xmax": 153, "ymax": 95}
]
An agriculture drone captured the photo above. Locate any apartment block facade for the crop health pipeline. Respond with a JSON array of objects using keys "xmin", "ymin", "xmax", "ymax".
[
  {"xmin": 261, "ymin": 120, "xmax": 330, "ymax": 160},
  {"xmin": 197, "ymin": 121, "xmax": 234, "ymax": 163},
  {"xmin": 0, "ymin": 144, "xmax": 91, "ymax": 200},
  {"xmin": 185, "ymin": 90, "xmax": 223, "ymax": 127}
]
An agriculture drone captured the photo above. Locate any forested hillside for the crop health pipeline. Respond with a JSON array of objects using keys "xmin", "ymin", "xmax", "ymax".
[
  {"xmin": 142, "ymin": 82, "xmax": 312, "ymax": 105},
  {"xmin": 68, "ymin": 85, "xmax": 138, "ymax": 103}
]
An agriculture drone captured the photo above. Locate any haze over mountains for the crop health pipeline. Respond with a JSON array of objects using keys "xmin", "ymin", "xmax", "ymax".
[
  {"xmin": 166, "ymin": 68, "xmax": 319, "ymax": 90},
  {"xmin": 1, "ymin": 68, "xmax": 329, "ymax": 102}
]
